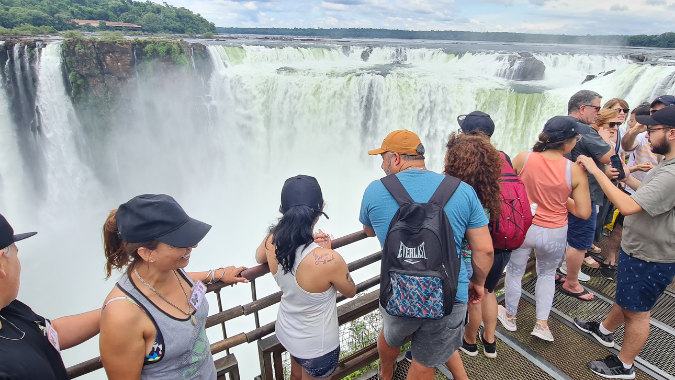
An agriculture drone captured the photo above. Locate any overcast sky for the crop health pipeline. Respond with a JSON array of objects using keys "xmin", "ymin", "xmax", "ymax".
[{"xmin": 164, "ymin": 0, "xmax": 672, "ymax": 36}]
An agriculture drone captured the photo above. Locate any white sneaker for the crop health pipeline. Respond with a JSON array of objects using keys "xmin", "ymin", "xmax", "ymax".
[
  {"xmin": 531, "ymin": 322, "xmax": 554, "ymax": 342},
  {"xmin": 559, "ymin": 261, "xmax": 589, "ymax": 282},
  {"xmin": 497, "ymin": 305, "xmax": 517, "ymax": 332}
]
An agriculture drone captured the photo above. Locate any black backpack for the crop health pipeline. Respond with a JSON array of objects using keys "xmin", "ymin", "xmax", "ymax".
[{"xmin": 379, "ymin": 174, "xmax": 462, "ymax": 319}]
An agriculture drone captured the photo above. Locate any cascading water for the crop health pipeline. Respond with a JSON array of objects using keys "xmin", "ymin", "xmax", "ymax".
[{"xmin": 2, "ymin": 39, "xmax": 675, "ymax": 379}]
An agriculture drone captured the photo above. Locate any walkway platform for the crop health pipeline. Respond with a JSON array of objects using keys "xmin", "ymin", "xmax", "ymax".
[{"xmin": 362, "ymin": 265, "xmax": 675, "ymax": 380}]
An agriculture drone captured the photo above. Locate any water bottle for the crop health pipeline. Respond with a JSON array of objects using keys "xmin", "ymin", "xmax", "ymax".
[{"xmin": 530, "ymin": 203, "xmax": 538, "ymax": 217}]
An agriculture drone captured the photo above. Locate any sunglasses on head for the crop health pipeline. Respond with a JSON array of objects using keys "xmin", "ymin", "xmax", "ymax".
[{"xmin": 607, "ymin": 122, "xmax": 622, "ymax": 128}]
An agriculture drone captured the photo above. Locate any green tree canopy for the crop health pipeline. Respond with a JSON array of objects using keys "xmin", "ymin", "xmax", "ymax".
[{"xmin": 0, "ymin": 0, "xmax": 215, "ymax": 33}]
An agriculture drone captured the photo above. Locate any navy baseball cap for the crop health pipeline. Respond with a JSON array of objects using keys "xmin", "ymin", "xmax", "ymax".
[
  {"xmin": 543, "ymin": 116, "xmax": 583, "ymax": 143},
  {"xmin": 651, "ymin": 95, "xmax": 675, "ymax": 108},
  {"xmin": 116, "ymin": 194, "xmax": 211, "ymax": 248},
  {"xmin": 457, "ymin": 111, "xmax": 495, "ymax": 137},
  {"xmin": 0, "ymin": 214, "xmax": 37, "ymax": 250},
  {"xmin": 636, "ymin": 106, "xmax": 675, "ymax": 128},
  {"xmin": 280, "ymin": 175, "xmax": 328, "ymax": 219}
]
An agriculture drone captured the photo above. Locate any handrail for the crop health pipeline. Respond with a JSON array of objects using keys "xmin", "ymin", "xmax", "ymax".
[
  {"xmin": 66, "ymin": 229, "xmax": 373, "ymax": 379},
  {"xmin": 205, "ymin": 230, "xmax": 369, "ymax": 293}
]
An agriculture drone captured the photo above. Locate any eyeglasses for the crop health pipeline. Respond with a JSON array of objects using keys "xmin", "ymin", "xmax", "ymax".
[
  {"xmin": 646, "ymin": 126, "xmax": 670, "ymax": 134},
  {"xmin": 608, "ymin": 122, "xmax": 622, "ymax": 128},
  {"xmin": 583, "ymin": 105, "xmax": 601, "ymax": 112}
]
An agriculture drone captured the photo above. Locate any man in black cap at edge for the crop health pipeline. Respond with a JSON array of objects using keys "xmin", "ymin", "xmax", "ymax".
[
  {"xmin": 574, "ymin": 106, "xmax": 675, "ymax": 379},
  {"xmin": 0, "ymin": 214, "xmax": 101, "ymax": 380},
  {"xmin": 456, "ymin": 111, "xmax": 514, "ymax": 360}
]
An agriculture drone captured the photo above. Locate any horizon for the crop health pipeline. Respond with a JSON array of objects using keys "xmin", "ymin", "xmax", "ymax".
[{"xmin": 156, "ymin": 0, "xmax": 673, "ymax": 37}]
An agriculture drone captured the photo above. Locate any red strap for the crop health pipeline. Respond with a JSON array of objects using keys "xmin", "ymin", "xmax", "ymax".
[{"xmin": 500, "ymin": 152, "xmax": 517, "ymax": 177}]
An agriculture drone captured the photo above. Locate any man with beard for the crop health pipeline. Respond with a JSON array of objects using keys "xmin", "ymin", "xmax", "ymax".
[{"xmin": 573, "ymin": 106, "xmax": 675, "ymax": 379}]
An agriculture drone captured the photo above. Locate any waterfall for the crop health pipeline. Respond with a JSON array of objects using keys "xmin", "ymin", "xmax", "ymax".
[{"xmin": 2, "ymin": 40, "xmax": 675, "ymax": 380}]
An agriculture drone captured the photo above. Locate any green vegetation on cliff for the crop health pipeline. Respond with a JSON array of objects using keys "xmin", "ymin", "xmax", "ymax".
[
  {"xmin": 0, "ymin": 0, "xmax": 216, "ymax": 34},
  {"xmin": 627, "ymin": 33, "xmax": 675, "ymax": 48}
]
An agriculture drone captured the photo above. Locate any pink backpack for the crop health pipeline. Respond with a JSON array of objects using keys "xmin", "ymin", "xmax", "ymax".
[{"xmin": 491, "ymin": 152, "xmax": 533, "ymax": 250}]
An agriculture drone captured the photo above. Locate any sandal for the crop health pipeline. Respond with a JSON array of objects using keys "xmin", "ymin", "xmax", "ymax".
[
  {"xmin": 555, "ymin": 274, "xmax": 566, "ymax": 284},
  {"xmin": 588, "ymin": 245, "xmax": 602, "ymax": 254},
  {"xmin": 560, "ymin": 286, "xmax": 594, "ymax": 301},
  {"xmin": 583, "ymin": 256, "xmax": 600, "ymax": 269}
]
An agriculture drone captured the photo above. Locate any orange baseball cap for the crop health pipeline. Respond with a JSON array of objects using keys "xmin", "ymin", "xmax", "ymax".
[{"xmin": 368, "ymin": 130, "xmax": 425, "ymax": 156}]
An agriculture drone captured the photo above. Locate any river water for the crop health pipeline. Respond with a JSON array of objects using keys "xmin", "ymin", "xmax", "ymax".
[{"xmin": 2, "ymin": 37, "xmax": 675, "ymax": 379}]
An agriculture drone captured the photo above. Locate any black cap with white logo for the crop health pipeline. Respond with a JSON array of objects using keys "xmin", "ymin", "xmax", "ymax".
[
  {"xmin": 543, "ymin": 116, "xmax": 583, "ymax": 143},
  {"xmin": 651, "ymin": 95, "xmax": 675, "ymax": 108}
]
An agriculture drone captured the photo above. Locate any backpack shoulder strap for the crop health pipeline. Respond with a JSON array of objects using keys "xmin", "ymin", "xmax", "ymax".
[
  {"xmin": 380, "ymin": 174, "xmax": 414, "ymax": 206},
  {"xmin": 428, "ymin": 176, "xmax": 462, "ymax": 207}
]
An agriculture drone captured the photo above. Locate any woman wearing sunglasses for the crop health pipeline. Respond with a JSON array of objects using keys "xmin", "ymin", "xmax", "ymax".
[{"xmin": 603, "ymin": 98, "xmax": 630, "ymax": 124}]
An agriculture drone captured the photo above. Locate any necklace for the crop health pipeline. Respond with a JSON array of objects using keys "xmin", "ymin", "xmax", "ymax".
[
  {"xmin": 403, "ymin": 166, "xmax": 427, "ymax": 171},
  {"xmin": 134, "ymin": 269, "xmax": 197, "ymax": 326},
  {"xmin": 0, "ymin": 315, "xmax": 26, "ymax": 341}
]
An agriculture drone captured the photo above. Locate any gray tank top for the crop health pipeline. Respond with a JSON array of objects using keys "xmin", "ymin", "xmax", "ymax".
[{"xmin": 116, "ymin": 269, "xmax": 216, "ymax": 380}]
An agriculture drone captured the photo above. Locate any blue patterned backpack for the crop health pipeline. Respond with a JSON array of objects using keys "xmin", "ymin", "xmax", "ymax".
[{"xmin": 379, "ymin": 174, "xmax": 462, "ymax": 319}]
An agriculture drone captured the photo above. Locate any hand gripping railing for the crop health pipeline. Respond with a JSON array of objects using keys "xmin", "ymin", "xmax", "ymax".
[{"xmin": 66, "ymin": 230, "xmax": 378, "ymax": 379}]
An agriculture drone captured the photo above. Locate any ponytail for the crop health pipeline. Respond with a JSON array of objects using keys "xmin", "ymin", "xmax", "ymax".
[
  {"xmin": 532, "ymin": 132, "xmax": 576, "ymax": 153},
  {"xmin": 269, "ymin": 206, "xmax": 320, "ymax": 274},
  {"xmin": 103, "ymin": 209, "xmax": 158, "ymax": 279}
]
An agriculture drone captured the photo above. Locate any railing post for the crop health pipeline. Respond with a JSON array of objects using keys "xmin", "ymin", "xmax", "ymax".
[
  {"xmin": 251, "ymin": 278, "xmax": 261, "ymax": 329},
  {"xmin": 258, "ymin": 339, "xmax": 274, "ymax": 380},
  {"xmin": 215, "ymin": 289, "xmax": 229, "ymax": 355}
]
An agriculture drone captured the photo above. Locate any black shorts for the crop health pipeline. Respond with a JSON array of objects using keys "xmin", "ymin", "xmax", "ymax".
[
  {"xmin": 615, "ymin": 213, "xmax": 624, "ymax": 227},
  {"xmin": 485, "ymin": 249, "xmax": 511, "ymax": 293}
]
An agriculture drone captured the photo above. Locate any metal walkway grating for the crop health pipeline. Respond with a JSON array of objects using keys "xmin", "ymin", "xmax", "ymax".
[
  {"xmin": 522, "ymin": 275, "xmax": 675, "ymax": 377},
  {"xmin": 499, "ymin": 298, "xmax": 656, "ymax": 380}
]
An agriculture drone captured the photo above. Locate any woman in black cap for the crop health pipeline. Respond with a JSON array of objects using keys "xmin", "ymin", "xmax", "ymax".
[
  {"xmin": 502, "ymin": 116, "xmax": 592, "ymax": 342},
  {"xmin": 255, "ymin": 175, "xmax": 357, "ymax": 380},
  {"xmin": 99, "ymin": 194, "xmax": 248, "ymax": 380}
]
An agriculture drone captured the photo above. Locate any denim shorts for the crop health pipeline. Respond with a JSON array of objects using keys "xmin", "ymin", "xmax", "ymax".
[
  {"xmin": 380, "ymin": 302, "xmax": 467, "ymax": 368},
  {"xmin": 567, "ymin": 202, "xmax": 597, "ymax": 250},
  {"xmin": 292, "ymin": 346, "xmax": 340, "ymax": 379},
  {"xmin": 616, "ymin": 250, "xmax": 675, "ymax": 312}
]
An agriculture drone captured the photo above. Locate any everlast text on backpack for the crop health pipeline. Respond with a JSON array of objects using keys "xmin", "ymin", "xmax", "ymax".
[
  {"xmin": 379, "ymin": 175, "xmax": 462, "ymax": 319},
  {"xmin": 491, "ymin": 152, "xmax": 533, "ymax": 250}
]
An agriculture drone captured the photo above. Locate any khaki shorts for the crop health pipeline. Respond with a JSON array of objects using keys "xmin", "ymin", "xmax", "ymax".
[{"xmin": 379, "ymin": 302, "xmax": 467, "ymax": 368}]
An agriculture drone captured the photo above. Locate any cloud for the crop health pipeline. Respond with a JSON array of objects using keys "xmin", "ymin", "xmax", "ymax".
[
  {"xmin": 322, "ymin": 1, "xmax": 347, "ymax": 10},
  {"xmin": 643, "ymin": 0, "xmax": 666, "ymax": 4},
  {"xmin": 609, "ymin": 3, "xmax": 629, "ymax": 10}
]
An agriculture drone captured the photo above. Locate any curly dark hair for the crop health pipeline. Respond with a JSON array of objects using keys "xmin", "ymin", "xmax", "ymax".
[{"xmin": 443, "ymin": 132, "xmax": 502, "ymax": 222}]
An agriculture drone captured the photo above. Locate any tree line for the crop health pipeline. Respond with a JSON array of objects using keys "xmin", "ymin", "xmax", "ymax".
[
  {"xmin": 217, "ymin": 27, "xmax": 675, "ymax": 48},
  {"xmin": 0, "ymin": 0, "xmax": 215, "ymax": 35}
]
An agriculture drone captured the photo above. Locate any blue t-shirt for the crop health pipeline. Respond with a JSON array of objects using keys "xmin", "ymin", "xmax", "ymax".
[{"xmin": 359, "ymin": 170, "xmax": 489, "ymax": 304}]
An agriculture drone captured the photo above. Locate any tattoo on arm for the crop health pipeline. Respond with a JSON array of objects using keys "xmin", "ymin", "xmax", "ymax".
[
  {"xmin": 346, "ymin": 273, "xmax": 355, "ymax": 287},
  {"xmin": 314, "ymin": 252, "xmax": 335, "ymax": 265}
]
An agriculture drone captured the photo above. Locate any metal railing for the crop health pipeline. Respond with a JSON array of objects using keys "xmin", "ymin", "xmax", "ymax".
[{"xmin": 66, "ymin": 230, "xmax": 377, "ymax": 379}]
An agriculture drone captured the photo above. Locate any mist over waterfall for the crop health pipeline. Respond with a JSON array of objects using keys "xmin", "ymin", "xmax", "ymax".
[{"xmin": 2, "ymin": 38, "xmax": 675, "ymax": 379}]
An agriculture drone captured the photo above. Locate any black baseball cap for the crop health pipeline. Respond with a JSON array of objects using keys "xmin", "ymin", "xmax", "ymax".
[
  {"xmin": 280, "ymin": 175, "xmax": 329, "ymax": 219},
  {"xmin": 0, "ymin": 214, "xmax": 37, "ymax": 250},
  {"xmin": 116, "ymin": 194, "xmax": 211, "ymax": 248},
  {"xmin": 636, "ymin": 106, "xmax": 675, "ymax": 128},
  {"xmin": 543, "ymin": 116, "xmax": 583, "ymax": 143},
  {"xmin": 651, "ymin": 95, "xmax": 675, "ymax": 108},
  {"xmin": 457, "ymin": 111, "xmax": 495, "ymax": 137}
]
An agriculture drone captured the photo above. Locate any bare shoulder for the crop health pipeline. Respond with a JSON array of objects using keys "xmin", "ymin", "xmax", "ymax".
[
  {"xmin": 101, "ymin": 287, "xmax": 148, "ymax": 331},
  {"xmin": 308, "ymin": 247, "xmax": 344, "ymax": 265}
]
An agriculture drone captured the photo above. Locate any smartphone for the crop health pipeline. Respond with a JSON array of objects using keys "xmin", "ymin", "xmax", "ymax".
[{"xmin": 610, "ymin": 155, "xmax": 626, "ymax": 181}]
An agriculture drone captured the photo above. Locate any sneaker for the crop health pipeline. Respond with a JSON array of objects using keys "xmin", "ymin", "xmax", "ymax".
[
  {"xmin": 574, "ymin": 318, "xmax": 615, "ymax": 348},
  {"xmin": 600, "ymin": 264, "xmax": 616, "ymax": 281},
  {"xmin": 459, "ymin": 337, "xmax": 478, "ymax": 357},
  {"xmin": 497, "ymin": 305, "xmax": 517, "ymax": 332},
  {"xmin": 404, "ymin": 350, "xmax": 413, "ymax": 362},
  {"xmin": 531, "ymin": 322, "xmax": 554, "ymax": 342},
  {"xmin": 480, "ymin": 333, "xmax": 497, "ymax": 359},
  {"xmin": 588, "ymin": 355, "xmax": 635, "ymax": 379},
  {"xmin": 559, "ymin": 262, "xmax": 590, "ymax": 282}
]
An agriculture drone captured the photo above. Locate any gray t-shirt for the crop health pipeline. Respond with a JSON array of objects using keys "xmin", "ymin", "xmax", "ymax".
[
  {"xmin": 564, "ymin": 119, "xmax": 611, "ymax": 205},
  {"xmin": 621, "ymin": 157, "xmax": 675, "ymax": 263}
]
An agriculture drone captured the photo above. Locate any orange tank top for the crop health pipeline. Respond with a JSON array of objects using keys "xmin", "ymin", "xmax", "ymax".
[{"xmin": 519, "ymin": 152, "xmax": 572, "ymax": 229}]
